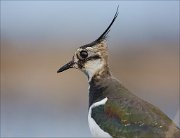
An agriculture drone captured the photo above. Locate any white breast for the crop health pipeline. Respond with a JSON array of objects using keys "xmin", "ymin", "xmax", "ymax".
[{"xmin": 88, "ymin": 97, "xmax": 112, "ymax": 137}]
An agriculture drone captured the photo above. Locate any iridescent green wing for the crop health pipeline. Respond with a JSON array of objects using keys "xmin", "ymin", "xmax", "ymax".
[{"xmin": 91, "ymin": 97, "xmax": 180, "ymax": 138}]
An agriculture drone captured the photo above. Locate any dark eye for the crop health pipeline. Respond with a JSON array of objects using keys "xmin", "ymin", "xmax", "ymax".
[{"xmin": 80, "ymin": 50, "xmax": 88, "ymax": 59}]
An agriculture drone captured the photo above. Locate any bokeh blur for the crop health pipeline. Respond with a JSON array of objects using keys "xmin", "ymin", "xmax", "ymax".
[{"xmin": 1, "ymin": 1, "xmax": 179, "ymax": 137}]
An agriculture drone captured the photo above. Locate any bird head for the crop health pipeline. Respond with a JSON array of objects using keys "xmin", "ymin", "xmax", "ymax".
[{"xmin": 57, "ymin": 6, "xmax": 119, "ymax": 81}]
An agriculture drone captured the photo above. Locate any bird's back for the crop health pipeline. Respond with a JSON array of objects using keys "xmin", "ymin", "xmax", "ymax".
[{"xmin": 89, "ymin": 77, "xmax": 180, "ymax": 137}]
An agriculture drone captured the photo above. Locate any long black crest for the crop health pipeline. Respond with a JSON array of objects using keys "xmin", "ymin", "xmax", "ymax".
[
  {"xmin": 95, "ymin": 5, "xmax": 119, "ymax": 43},
  {"xmin": 81, "ymin": 6, "xmax": 119, "ymax": 49}
]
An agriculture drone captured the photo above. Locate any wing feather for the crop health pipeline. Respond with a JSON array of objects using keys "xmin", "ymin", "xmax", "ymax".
[{"xmin": 91, "ymin": 78, "xmax": 180, "ymax": 137}]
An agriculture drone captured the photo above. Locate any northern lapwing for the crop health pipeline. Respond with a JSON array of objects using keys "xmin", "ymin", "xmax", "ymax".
[{"xmin": 57, "ymin": 7, "xmax": 180, "ymax": 138}]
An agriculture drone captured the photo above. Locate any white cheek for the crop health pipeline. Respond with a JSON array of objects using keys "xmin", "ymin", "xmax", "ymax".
[{"xmin": 84, "ymin": 59, "xmax": 104, "ymax": 81}]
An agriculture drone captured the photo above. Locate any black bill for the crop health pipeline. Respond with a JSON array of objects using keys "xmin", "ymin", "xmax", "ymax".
[{"xmin": 57, "ymin": 60, "xmax": 74, "ymax": 73}]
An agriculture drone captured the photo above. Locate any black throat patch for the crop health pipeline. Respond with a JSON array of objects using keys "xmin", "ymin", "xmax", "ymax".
[{"xmin": 89, "ymin": 79, "xmax": 108, "ymax": 108}]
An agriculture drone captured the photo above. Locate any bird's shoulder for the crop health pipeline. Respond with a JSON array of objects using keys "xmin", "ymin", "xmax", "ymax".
[{"xmin": 91, "ymin": 77, "xmax": 180, "ymax": 137}]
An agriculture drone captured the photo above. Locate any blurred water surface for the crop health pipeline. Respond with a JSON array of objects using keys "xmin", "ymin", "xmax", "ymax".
[{"xmin": 1, "ymin": 1, "xmax": 179, "ymax": 137}]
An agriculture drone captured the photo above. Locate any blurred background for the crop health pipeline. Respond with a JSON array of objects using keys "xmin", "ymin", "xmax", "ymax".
[{"xmin": 1, "ymin": 1, "xmax": 179, "ymax": 137}]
